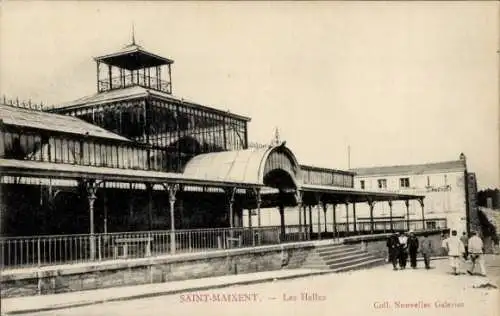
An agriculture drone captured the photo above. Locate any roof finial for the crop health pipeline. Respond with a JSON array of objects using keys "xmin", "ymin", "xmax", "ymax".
[
  {"xmin": 272, "ymin": 127, "xmax": 281, "ymax": 146},
  {"xmin": 131, "ymin": 22, "xmax": 136, "ymax": 45}
]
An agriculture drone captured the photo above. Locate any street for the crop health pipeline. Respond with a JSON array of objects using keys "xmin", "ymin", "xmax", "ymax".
[{"xmin": 24, "ymin": 256, "xmax": 499, "ymax": 316}]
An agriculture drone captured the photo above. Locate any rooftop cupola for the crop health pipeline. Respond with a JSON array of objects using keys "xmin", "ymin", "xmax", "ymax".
[{"xmin": 94, "ymin": 30, "xmax": 174, "ymax": 94}]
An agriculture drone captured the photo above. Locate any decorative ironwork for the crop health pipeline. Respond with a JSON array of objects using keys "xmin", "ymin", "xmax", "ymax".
[
  {"xmin": 97, "ymin": 75, "xmax": 171, "ymax": 94},
  {"xmin": 1, "ymin": 95, "xmax": 50, "ymax": 111},
  {"xmin": 0, "ymin": 225, "xmax": 308, "ymax": 269}
]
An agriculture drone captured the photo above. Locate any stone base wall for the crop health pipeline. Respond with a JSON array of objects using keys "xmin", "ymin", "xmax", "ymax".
[
  {"xmin": 1, "ymin": 243, "xmax": 314, "ymax": 298},
  {"xmin": 343, "ymin": 230, "xmax": 446, "ymax": 259}
]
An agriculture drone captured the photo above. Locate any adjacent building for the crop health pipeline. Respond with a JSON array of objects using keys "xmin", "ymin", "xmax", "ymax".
[{"xmin": 351, "ymin": 153, "xmax": 479, "ymax": 235}]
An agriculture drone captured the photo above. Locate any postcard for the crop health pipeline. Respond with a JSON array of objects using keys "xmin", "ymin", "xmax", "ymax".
[{"xmin": 0, "ymin": 1, "xmax": 499, "ymax": 316}]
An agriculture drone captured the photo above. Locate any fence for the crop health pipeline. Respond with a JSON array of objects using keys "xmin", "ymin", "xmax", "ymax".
[
  {"xmin": 323, "ymin": 218, "xmax": 447, "ymax": 236},
  {"xmin": 0, "ymin": 225, "xmax": 310, "ymax": 270},
  {"xmin": 98, "ymin": 74, "xmax": 170, "ymax": 93},
  {"xmin": 1, "ymin": 219, "xmax": 446, "ymax": 270}
]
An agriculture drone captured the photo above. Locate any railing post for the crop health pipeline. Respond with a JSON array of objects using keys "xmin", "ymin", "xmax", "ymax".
[
  {"xmin": 188, "ymin": 231, "xmax": 192, "ymax": 252},
  {"xmin": 37, "ymin": 238, "xmax": 41, "ymax": 267},
  {"xmin": 98, "ymin": 235, "xmax": 102, "ymax": 261},
  {"xmin": 147, "ymin": 232, "xmax": 152, "ymax": 257}
]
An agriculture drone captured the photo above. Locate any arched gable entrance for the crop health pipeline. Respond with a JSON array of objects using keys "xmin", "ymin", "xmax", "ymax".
[
  {"xmin": 182, "ymin": 144, "xmax": 300, "ymax": 191},
  {"xmin": 261, "ymin": 145, "xmax": 300, "ymax": 192},
  {"xmin": 182, "ymin": 144, "xmax": 301, "ymax": 233}
]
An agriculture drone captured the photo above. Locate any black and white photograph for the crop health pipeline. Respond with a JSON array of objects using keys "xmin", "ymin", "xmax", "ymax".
[{"xmin": 0, "ymin": 1, "xmax": 499, "ymax": 315}]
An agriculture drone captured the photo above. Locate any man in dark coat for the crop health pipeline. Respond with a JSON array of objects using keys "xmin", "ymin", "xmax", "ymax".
[
  {"xmin": 386, "ymin": 231, "xmax": 400, "ymax": 270},
  {"xmin": 420, "ymin": 234, "xmax": 433, "ymax": 269},
  {"xmin": 408, "ymin": 231, "xmax": 419, "ymax": 268}
]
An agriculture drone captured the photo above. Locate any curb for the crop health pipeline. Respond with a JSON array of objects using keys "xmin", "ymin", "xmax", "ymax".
[{"xmin": 3, "ymin": 270, "xmax": 340, "ymax": 315}]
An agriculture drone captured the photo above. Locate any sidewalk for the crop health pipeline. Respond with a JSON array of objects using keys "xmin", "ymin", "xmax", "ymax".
[
  {"xmin": 1, "ymin": 267, "xmax": 337, "ymax": 315},
  {"xmin": 1, "ymin": 256, "xmax": 497, "ymax": 315}
]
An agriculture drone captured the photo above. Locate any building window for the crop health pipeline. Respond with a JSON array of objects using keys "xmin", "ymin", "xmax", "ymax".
[
  {"xmin": 426, "ymin": 221, "xmax": 437, "ymax": 230},
  {"xmin": 400, "ymin": 178, "xmax": 410, "ymax": 188},
  {"xmin": 377, "ymin": 179, "xmax": 387, "ymax": 189},
  {"xmin": 360, "ymin": 180, "xmax": 365, "ymax": 189}
]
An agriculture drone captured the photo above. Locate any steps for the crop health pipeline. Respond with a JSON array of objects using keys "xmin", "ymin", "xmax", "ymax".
[{"xmin": 301, "ymin": 243, "xmax": 385, "ymax": 272}]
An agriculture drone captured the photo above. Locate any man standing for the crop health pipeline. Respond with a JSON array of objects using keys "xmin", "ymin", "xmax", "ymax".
[
  {"xmin": 398, "ymin": 232, "xmax": 409, "ymax": 269},
  {"xmin": 460, "ymin": 232, "xmax": 469, "ymax": 260},
  {"xmin": 446, "ymin": 230, "xmax": 465, "ymax": 275},
  {"xmin": 408, "ymin": 231, "xmax": 419, "ymax": 269},
  {"xmin": 467, "ymin": 231, "xmax": 487, "ymax": 277},
  {"xmin": 441, "ymin": 231, "xmax": 450, "ymax": 256},
  {"xmin": 386, "ymin": 231, "xmax": 400, "ymax": 270},
  {"xmin": 420, "ymin": 234, "xmax": 433, "ymax": 269}
]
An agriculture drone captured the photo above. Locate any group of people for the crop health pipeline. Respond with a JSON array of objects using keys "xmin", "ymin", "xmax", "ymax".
[
  {"xmin": 386, "ymin": 230, "xmax": 433, "ymax": 270},
  {"xmin": 442, "ymin": 230, "xmax": 487, "ymax": 276},
  {"xmin": 386, "ymin": 229, "xmax": 487, "ymax": 277}
]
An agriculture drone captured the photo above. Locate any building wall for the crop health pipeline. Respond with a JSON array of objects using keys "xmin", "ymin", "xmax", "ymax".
[
  {"xmin": 353, "ymin": 170, "xmax": 467, "ymax": 234},
  {"xmin": 1, "ymin": 243, "xmax": 313, "ymax": 298}
]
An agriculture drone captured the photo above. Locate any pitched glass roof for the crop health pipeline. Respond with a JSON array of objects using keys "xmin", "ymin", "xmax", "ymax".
[
  {"xmin": 51, "ymin": 86, "xmax": 251, "ymax": 122},
  {"xmin": 0, "ymin": 104, "xmax": 130, "ymax": 142}
]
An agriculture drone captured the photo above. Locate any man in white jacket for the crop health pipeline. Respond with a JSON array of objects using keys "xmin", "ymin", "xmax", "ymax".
[
  {"xmin": 467, "ymin": 231, "xmax": 487, "ymax": 277},
  {"xmin": 446, "ymin": 230, "xmax": 465, "ymax": 275}
]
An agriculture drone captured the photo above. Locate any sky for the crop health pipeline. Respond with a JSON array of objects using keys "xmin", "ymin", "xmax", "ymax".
[{"xmin": 1, "ymin": 1, "xmax": 499, "ymax": 189}]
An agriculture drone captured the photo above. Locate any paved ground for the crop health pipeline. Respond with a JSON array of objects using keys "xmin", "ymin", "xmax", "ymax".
[{"xmin": 5, "ymin": 255, "xmax": 498, "ymax": 316}]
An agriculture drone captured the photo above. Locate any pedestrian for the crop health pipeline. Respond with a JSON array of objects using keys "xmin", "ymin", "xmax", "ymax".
[
  {"xmin": 460, "ymin": 232, "xmax": 469, "ymax": 260},
  {"xmin": 398, "ymin": 231, "xmax": 409, "ymax": 269},
  {"xmin": 420, "ymin": 233, "xmax": 433, "ymax": 269},
  {"xmin": 467, "ymin": 231, "xmax": 487, "ymax": 277},
  {"xmin": 446, "ymin": 230, "xmax": 465, "ymax": 275},
  {"xmin": 441, "ymin": 231, "xmax": 450, "ymax": 256},
  {"xmin": 408, "ymin": 231, "xmax": 419, "ymax": 269},
  {"xmin": 386, "ymin": 231, "xmax": 400, "ymax": 270}
]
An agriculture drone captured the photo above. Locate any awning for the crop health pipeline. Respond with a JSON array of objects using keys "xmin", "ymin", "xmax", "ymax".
[
  {"xmin": 0, "ymin": 158, "xmax": 262, "ymax": 188},
  {"xmin": 301, "ymin": 183, "xmax": 424, "ymax": 203}
]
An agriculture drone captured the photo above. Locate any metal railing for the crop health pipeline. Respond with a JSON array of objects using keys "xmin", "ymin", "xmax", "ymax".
[
  {"xmin": 326, "ymin": 218, "xmax": 447, "ymax": 236},
  {"xmin": 1, "ymin": 219, "xmax": 446, "ymax": 270},
  {"xmin": 98, "ymin": 74, "xmax": 171, "ymax": 93},
  {"xmin": 1, "ymin": 95, "xmax": 50, "ymax": 111},
  {"xmin": 0, "ymin": 225, "xmax": 310, "ymax": 270}
]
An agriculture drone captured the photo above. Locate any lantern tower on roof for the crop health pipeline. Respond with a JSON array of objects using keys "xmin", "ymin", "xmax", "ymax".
[{"xmin": 94, "ymin": 29, "xmax": 174, "ymax": 94}]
